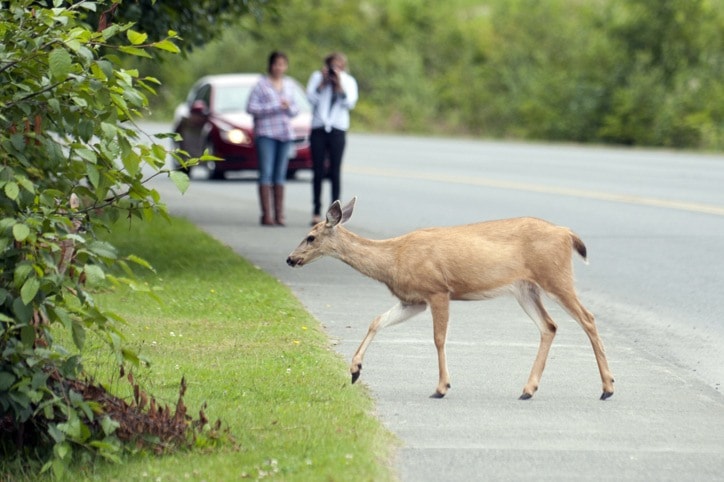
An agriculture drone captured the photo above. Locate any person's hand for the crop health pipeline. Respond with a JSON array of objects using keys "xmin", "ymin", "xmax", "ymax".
[{"xmin": 280, "ymin": 97, "xmax": 290, "ymax": 110}]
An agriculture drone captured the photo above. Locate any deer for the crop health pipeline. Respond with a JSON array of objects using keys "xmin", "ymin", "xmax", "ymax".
[{"xmin": 286, "ymin": 198, "xmax": 614, "ymax": 400}]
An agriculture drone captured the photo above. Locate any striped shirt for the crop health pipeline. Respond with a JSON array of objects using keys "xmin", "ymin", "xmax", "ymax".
[{"xmin": 246, "ymin": 76, "xmax": 299, "ymax": 141}]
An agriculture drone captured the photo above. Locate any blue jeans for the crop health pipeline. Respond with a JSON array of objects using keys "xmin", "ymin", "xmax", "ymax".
[{"xmin": 256, "ymin": 136, "xmax": 291, "ymax": 186}]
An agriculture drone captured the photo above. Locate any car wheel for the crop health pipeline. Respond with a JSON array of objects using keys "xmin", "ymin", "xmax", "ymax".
[{"xmin": 203, "ymin": 140, "xmax": 225, "ymax": 180}]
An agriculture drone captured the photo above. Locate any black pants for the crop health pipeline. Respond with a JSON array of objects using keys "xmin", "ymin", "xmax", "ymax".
[{"xmin": 311, "ymin": 127, "xmax": 346, "ymax": 216}]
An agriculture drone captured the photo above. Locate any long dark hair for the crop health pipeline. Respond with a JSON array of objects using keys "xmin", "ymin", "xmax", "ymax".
[{"xmin": 267, "ymin": 51, "xmax": 289, "ymax": 73}]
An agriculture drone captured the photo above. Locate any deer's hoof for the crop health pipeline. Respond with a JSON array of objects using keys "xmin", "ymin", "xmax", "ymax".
[
  {"xmin": 350, "ymin": 364, "xmax": 362, "ymax": 384},
  {"xmin": 430, "ymin": 383, "xmax": 451, "ymax": 399},
  {"xmin": 600, "ymin": 391, "xmax": 614, "ymax": 400},
  {"xmin": 519, "ymin": 392, "xmax": 533, "ymax": 400}
]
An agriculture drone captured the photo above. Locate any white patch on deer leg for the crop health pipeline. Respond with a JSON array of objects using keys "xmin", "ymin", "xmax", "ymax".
[
  {"xmin": 350, "ymin": 302, "xmax": 426, "ymax": 383},
  {"xmin": 379, "ymin": 302, "xmax": 427, "ymax": 329},
  {"xmin": 514, "ymin": 282, "xmax": 557, "ymax": 398}
]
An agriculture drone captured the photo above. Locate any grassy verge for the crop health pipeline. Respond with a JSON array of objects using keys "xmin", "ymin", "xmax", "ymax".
[{"xmin": 78, "ymin": 215, "xmax": 397, "ymax": 480}]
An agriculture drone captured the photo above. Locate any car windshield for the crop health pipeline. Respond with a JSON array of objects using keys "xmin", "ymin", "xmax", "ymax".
[
  {"xmin": 291, "ymin": 84, "xmax": 312, "ymax": 113},
  {"xmin": 214, "ymin": 85, "xmax": 253, "ymax": 114},
  {"xmin": 213, "ymin": 81, "xmax": 312, "ymax": 115}
]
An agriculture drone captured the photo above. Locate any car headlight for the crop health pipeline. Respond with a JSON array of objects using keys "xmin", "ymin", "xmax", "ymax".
[{"xmin": 221, "ymin": 128, "xmax": 250, "ymax": 145}]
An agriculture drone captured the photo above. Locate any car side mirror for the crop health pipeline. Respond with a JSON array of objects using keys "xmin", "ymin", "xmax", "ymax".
[{"xmin": 190, "ymin": 100, "xmax": 209, "ymax": 116}]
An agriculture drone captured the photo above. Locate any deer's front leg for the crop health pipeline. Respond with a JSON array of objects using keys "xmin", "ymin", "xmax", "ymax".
[
  {"xmin": 429, "ymin": 294, "xmax": 451, "ymax": 398},
  {"xmin": 350, "ymin": 302, "xmax": 426, "ymax": 384}
]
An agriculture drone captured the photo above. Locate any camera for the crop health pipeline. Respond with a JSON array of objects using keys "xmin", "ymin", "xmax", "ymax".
[{"xmin": 326, "ymin": 60, "xmax": 337, "ymax": 79}]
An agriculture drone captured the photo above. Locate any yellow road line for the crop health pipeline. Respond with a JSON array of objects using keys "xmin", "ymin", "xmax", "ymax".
[{"xmin": 347, "ymin": 165, "xmax": 724, "ymax": 217}]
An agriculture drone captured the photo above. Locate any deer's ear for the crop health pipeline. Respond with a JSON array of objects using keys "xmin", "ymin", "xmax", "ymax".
[
  {"xmin": 325, "ymin": 201, "xmax": 343, "ymax": 227},
  {"xmin": 340, "ymin": 197, "xmax": 356, "ymax": 224}
]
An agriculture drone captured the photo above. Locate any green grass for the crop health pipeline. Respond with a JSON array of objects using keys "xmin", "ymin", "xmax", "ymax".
[{"xmin": 75, "ymin": 216, "xmax": 397, "ymax": 481}]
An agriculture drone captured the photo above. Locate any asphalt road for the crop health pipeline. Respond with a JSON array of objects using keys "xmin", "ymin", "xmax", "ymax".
[{"xmin": 147, "ymin": 129, "xmax": 724, "ymax": 481}]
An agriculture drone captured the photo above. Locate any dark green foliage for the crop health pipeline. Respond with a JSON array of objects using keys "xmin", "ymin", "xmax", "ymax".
[
  {"xmin": 0, "ymin": 0, "xmax": 201, "ymax": 476},
  {"xmin": 84, "ymin": 0, "xmax": 280, "ymax": 51}
]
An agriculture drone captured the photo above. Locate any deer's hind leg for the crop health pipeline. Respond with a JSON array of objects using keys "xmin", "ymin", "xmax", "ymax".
[
  {"xmin": 350, "ymin": 302, "xmax": 426, "ymax": 384},
  {"xmin": 548, "ymin": 284, "xmax": 615, "ymax": 400},
  {"xmin": 514, "ymin": 281, "xmax": 558, "ymax": 400}
]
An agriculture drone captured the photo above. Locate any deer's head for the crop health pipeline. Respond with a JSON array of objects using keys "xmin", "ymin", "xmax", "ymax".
[{"xmin": 286, "ymin": 197, "xmax": 356, "ymax": 268}]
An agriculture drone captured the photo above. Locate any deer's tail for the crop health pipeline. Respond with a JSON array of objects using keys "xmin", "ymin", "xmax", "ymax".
[{"xmin": 571, "ymin": 232, "xmax": 588, "ymax": 263}]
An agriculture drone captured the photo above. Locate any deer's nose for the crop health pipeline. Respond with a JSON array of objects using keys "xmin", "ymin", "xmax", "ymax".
[{"xmin": 286, "ymin": 257, "xmax": 297, "ymax": 267}]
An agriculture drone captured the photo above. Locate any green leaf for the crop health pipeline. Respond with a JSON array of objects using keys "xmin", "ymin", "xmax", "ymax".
[
  {"xmin": 87, "ymin": 241, "xmax": 117, "ymax": 260},
  {"xmin": 13, "ymin": 223, "xmax": 30, "ymax": 242},
  {"xmin": 49, "ymin": 48, "xmax": 72, "ymax": 81},
  {"xmin": 20, "ymin": 325, "xmax": 35, "ymax": 347},
  {"xmin": 4, "ymin": 182, "xmax": 19, "ymax": 200},
  {"xmin": 153, "ymin": 39, "xmax": 180, "ymax": 53},
  {"xmin": 121, "ymin": 150, "xmax": 140, "ymax": 176},
  {"xmin": 21, "ymin": 276, "xmax": 40, "ymax": 305},
  {"xmin": 101, "ymin": 24, "xmax": 121, "ymax": 41},
  {"xmin": 170, "ymin": 170, "xmax": 190, "ymax": 194},
  {"xmin": 83, "ymin": 264, "xmax": 106, "ymax": 285},
  {"xmin": 10, "ymin": 133, "xmax": 25, "ymax": 151},
  {"xmin": 86, "ymin": 163, "xmax": 100, "ymax": 188},
  {"xmin": 14, "ymin": 263, "xmax": 33, "ymax": 283},
  {"xmin": 50, "ymin": 306, "xmax": 72, "ymax": 329},
  {"xmin": 16, "ymin": 177, "xmax": 35, "ymax": 194},
  {"xmin": 126, "ymin": 29, "xmax": 148, "ymax": 45},
  {"xmin": 77, "ymin": 1, "xmax": 96, "ymax": 11},
  {"xmin": 100, "ymin": 416, "xmax": 120, "ymax": 436},
  {"xmin": 54, "ymin": 441, "xmax": 71, "ymax": 460},
  {"xmin": 0, "ymin": 372, "xmax": 16, "ymax": 391},
  {"xmin": 48, "ymin": 97, "xmax": 61, "ymax": 113},
  {"xmin": 121, "ymin": 348, "xmax": 140, "ymax": 366},
  {"xmin": 31, "ymin": 371, "xmax": 48, "ymax": 390},
  {"xmin": 48, "ymin": 424, "xmax": 64, "ymax": 444},
  {"xmin": 100, "ymin": 122, "xmax": 118, "ymax": 142},
  {"xmin": 126, "ymin": 254, "xmax": 154, "ymax": 272},
  {"xmin": 152, "ymin": 142, "xmax": 167, "ymax": 162},
  {"xmin": 72, "ymin": 321, "xmax": 86, "ymax": 350},
  {"xmin": 118, "ymin": 45, "xmax": 152, "ymax": 58},
  {"xmin": 77, "ymin": 120, "xmax": 95, "ymax": 142},
  {"xmin": 76, "ymin": 148, "xmax": 97, "ymax": 163},
  {"xmin": 12, "ymin": 298, "xmax": 33, "ymax": 324}
]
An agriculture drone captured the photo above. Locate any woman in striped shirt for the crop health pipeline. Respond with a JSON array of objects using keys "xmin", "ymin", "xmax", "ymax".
[{"xmin": 247, "ymin": 51, "xmax": 300, "ymax": 226}]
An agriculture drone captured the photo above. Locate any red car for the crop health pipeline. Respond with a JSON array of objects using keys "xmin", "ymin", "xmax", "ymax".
[{"xmin": 172, "ymin": 74, "xmax": 312, "ymax": 180}]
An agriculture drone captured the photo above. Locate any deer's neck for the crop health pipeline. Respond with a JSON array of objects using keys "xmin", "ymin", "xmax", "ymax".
[{"xmin": 333, "ymin": 229, "xmax": 397, "ymax": 284}]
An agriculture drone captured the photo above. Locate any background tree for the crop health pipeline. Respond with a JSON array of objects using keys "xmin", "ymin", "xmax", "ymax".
[
  {"xmin": 84, "ymin": 0, "xmax": 280, "ymax": 52},
  {"xmin": 600, "ymin": 0, "xmax": 724, "ymax": 146},
  {"xmin": 143, "ymin": 0, "xmax": 723, "ymax": 150}
]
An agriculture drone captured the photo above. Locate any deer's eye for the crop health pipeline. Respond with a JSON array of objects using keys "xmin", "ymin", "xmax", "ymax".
[{"xmin": 306, "ymin": 235, "xmax": 315, "ymax": 243}]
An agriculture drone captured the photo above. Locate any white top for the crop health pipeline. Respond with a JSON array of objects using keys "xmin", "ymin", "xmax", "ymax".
[{"xmin": 306, "ymin": 70, "xmax": 358, "ymax": 132}]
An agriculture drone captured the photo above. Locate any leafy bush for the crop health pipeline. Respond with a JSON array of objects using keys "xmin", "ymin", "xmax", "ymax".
[{"xmin": 0, "ymin": 0, "xmax": 194, "ymax": 476}]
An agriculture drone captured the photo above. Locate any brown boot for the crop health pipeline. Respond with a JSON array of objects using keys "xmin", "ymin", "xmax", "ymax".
[
  {"xmin": 258, "ymin": 185, "xmax": 274, "ymax": 226},
  {"xmin": 273, "ymin": 184, "xmax": 285, "ymax": 226}
]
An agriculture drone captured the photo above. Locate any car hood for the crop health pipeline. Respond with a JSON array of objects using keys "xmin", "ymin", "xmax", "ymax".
[
  {"xmin": 216, "ymin": 111, "xmax": 312, "ymax": 137},
  {"xmin": 215, "ymin": 112, "xmax": 254, "ymax": 129}
]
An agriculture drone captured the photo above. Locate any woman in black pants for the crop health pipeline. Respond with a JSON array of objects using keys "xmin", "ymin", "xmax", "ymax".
[{"xmin": 306, "ymin": 52, "xmax": 358, "ymax": 225}]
